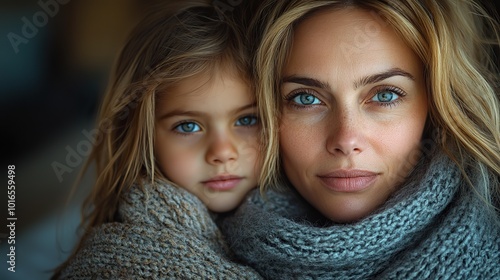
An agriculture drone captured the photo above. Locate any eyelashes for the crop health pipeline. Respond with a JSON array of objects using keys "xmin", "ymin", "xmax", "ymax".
[
  {"xmin": 235, "ymin": 115, "xmax": 259, "ymax": 126},
  {"xmin": 173, "ymin": 121, "xmax": 201, "ymax": 134},
  {"xmin": 369, "ymin": 86, "xmax": 406, "ymax": 108},
  {"xmin": 283, "ymin": 89, "xmax": 323, "ymax": 110},
  {"xmin": 171, "ymin": 114, "xmax": 259, "ymax": 136},
  {"xmin": 284, "ymin": 85, "xmax": 407, "ymax": 109}
]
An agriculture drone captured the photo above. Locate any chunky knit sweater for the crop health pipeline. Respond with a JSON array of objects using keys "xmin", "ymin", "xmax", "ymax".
[
  {"xmin": 220, "ymin": 153, "xmax": 500, "ymax": 279},
  {"xmin": 59, "ymin": 182, "xmax": 262, "ymax": 279}
]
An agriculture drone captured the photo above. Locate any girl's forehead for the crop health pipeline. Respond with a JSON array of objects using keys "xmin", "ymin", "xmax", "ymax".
[
  {"xmin": 162, "ymin": 71, "xmax": 249, "ymax": 98},
  {"xmin": 155, "ymin": 69, "xmax": 253, "ymax": 115}
]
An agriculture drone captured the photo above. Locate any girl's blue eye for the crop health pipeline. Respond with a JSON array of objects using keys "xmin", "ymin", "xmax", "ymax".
[
  {"xmin": 235, "ymin": 115, "xmax": 258, "ymax": 126},
  {"xmin": 292, "ymin": 93, "xmax": 321, "ymax": 105},
  {"xmin": 174, "ymin": 122, "xmax": 200, "ymax": 133},
  {"xmin": 372, "ymin": 91, "xmax": 399, "ymax": 103}
]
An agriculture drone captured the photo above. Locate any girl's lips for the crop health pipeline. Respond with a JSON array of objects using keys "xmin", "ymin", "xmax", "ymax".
[
  {"xmin": 317, "ymin": 170, "xmax": 378, "ymax": 192},
  {"xmin": 202, "ymin": 175, "xmax": 243, "ymax": 191}
]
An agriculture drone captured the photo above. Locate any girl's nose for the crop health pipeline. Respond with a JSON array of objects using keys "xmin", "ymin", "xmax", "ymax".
[{"xmin": 205, "ymin": 132, "xmax": 238, "ymax": 165}]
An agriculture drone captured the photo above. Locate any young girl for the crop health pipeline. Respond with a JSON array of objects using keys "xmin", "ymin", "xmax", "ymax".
[
  {"xmin": 221, "ymin": 0, "xmax": 500, "ymax": 278},
  {"xmin": 52, "ymin": 1, "xmax": 262, "ymax": 278}
]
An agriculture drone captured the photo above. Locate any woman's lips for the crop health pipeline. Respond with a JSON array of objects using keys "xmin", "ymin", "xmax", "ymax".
[
  {"xmin": 317, "ymin": 170, "xmax": 378, "ymax": 192},
  {"xmin": 202, "ymin": 175, "xmax": 242, "ymax": 191}
]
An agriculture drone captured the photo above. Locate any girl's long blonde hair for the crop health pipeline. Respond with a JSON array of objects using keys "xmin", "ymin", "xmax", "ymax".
[
  {"xmin": 53, "ymin": 0, "xmax": 250, "ymax": 277},
  {"xmin": 253, "ymin": 0, "xmax": 500, "ymax": 210}
]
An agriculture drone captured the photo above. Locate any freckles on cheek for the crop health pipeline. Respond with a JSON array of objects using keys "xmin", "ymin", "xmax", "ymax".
[
  {"xmin": 379, "ymin": 122, "xmax": 426, "ymax": 183},
  {"xmin": 279, "ymin": 121, "xmax": 295, "ymax": 162},
  {"xmin": 279, "ymin": 121, "xmax": 301, "ymax": 155},
  {"xmin": 280, "ymin": 113, "xmax": 324, "ymax": 157},
  {"xmin": 279, "ymin": 121, "xmax": 314, "ymax": 183}
]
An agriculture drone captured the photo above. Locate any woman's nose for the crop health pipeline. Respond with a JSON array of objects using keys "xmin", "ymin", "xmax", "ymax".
[{"xmin": 325, "ymin": 108, "xmax": 365, "ymax": 156}]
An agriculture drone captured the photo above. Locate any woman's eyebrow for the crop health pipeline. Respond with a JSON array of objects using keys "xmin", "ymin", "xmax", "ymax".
[
  {"xmin": 281, "ymin": 76, "xmax": 331, "ymax": 90},
  {"xmin": 282, "ymin": 68, "xmax": 414, "ymax": 90},
  {"xmin": 354, "ymin": 68, "xmax": 415, "ymax": 89}
]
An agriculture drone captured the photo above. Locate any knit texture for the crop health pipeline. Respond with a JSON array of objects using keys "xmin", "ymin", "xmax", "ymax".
[
  {"xmin": 59, "ymin": 182, "xmax": 263, "ymax": 279},
  {"xmin": 220, "ymin": 153, "xmax": 500, "ymax": 279}
]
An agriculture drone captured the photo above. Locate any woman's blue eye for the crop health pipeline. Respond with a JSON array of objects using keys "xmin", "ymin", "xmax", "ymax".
[
  {"xmin": 372, "ymin": 91, "xmax": 399, "ymax": 103},
  {"xmin": 292, "ymin": 93, "xmax": 321, "ymax": 105},
  {"xmin": 236, "ymin": 115, "xmax": 258, "ymax": 126},
  {"xmin": 174, "ymin": 122, "xmax": 200, "ymax": 133}
]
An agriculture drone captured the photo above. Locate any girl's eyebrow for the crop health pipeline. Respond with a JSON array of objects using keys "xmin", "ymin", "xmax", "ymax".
[
  {"xmin": 234, "ymin": 102, "xmax": 258, "ymax": 114},
  {"xmin": 281, "ymin": 68, "xmax": 415, "ymax": 90},
  {"xmin": 158, "ymin": 110, "xmax": 206, "ymax": 120},
  {"xmin": 158, "ymin": 102, "xmax": 257, "ymax": 120}
]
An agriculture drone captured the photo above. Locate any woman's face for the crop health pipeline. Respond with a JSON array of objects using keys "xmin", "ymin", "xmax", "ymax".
[{"xmin": 280, "ymin": 8, "xmax": 428, "ymax": 222}]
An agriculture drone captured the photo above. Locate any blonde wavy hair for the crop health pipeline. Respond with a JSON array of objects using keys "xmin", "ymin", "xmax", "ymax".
[
  {"xmin": 53, "ymin": 0, "xmax": 250, "ymax": 277},
  {"xmin": 253, "ymin": 0, "xmax": 500, "ymax": 210}
]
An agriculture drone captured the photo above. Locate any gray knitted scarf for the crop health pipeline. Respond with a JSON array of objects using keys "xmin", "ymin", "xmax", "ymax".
[
  {"xmin": 220, "ymin": 153, "xmax": 500, "ymax": 279},
  {"xmin": 59, "ymin": 182, "xmax": 262, "ymax": 279}
]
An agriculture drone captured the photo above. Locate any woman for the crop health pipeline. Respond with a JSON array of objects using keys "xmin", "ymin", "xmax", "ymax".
[{"xmin": 220, "ymin": 0, "xmax": 500, "ymax": 278}]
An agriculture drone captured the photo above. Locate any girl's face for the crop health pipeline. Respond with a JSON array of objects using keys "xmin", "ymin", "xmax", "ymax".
[
  {"xmin": 280, "ymin": 8, "xmax": 428, "ymax": 222},
  {"xmin": 155, "ymin": 69, "xmax": 261, "ymax": 212}
]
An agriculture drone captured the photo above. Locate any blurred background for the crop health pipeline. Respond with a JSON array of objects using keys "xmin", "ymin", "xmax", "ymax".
[
  {"xmin": 0, "ymin": 0, "xmax": 499, "ymax": 279},
  {"xmin": 0, "ymin": 0, "xmax": 164, "ymax": 278}
]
